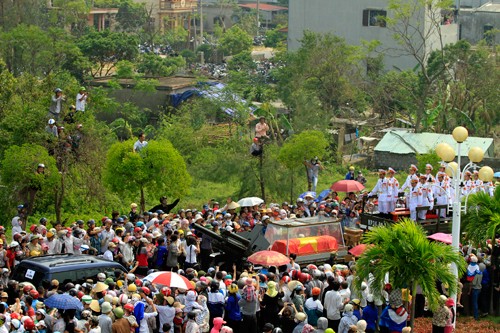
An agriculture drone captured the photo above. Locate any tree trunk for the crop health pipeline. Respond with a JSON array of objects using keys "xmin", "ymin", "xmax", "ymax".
[
  {"xmin": 259, "ymin": 152, "xmax": 265, "ymax": 202},
  {"xmin": 409, "ymin": 281, "xmax": 417, "ymax": 329},
  {"xmin": 55, "ymin": 174, "xmax": 65, "ymax": 224},
  {"xmin": 290, "ymin": 172, "xmax": 294, "ymax": 204},
  {"xmin": 140, "ymin": 187, "xmax": 146, "ymax": 213}
]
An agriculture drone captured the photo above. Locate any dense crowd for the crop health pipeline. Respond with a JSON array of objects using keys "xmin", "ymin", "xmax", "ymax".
[{"xmin": 3, "ymin": 188, "xmax": 499, "ymax": 333}]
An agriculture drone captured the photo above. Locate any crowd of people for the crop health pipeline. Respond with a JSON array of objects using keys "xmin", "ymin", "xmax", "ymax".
[{"xmin": 4, "ymin": 188, "xmax": 499, "ymax": 333}]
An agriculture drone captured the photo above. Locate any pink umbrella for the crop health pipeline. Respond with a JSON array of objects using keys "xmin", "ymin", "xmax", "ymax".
[
  {"xmin": 143, "ymin": 271, "xmax": 193, "ymax": 289},
  {"xmin": 330, "ymin": 180, "xmax": 365, "ymax": 192},
  {"xmin": 348, "ymin": 244, "xmax": 372, "ymax": 257},
  {"xmin": 247, "ymin": 250, "xmax": 290, "ymax": 266},
  {"xmin": 427, "ymin": 233, "xmax": 453, "ymax": 245}
]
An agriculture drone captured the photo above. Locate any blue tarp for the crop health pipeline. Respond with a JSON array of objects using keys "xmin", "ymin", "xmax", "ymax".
[{"xmin": 170, "ymin": 82, "xmax": 254, "ymax": 116}]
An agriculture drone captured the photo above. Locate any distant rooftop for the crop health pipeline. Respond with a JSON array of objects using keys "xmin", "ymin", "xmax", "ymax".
[
  {"xmin": 239, "ymin": 3, "xmax": 288, "ymax": 11},
  {"xmin": 375, "ymin": 131, "xmax": 494, "ymax": 157},
  {"xmin": 91, "ymin": 76, "xmax": 197, "ymax": 91}
]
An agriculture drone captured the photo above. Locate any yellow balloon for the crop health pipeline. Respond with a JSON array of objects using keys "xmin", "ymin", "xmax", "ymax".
[
  {"xmin": 435, "ymin": 143, "xmax": 455, "ymax": 162},
  {"xmin": 452, "ymin": 126, "xmax": 468, "ymax": 143},
  {"xmin": 445, "ymin": 162, "xmax": 458, "ymax": 177},
  {"xmin": 468, "ymin": 147, "xmax": 484, "ymax": 163},
  {"xmin": 478, "ymin": 166, "xmax": 494, "ymax": 182}
]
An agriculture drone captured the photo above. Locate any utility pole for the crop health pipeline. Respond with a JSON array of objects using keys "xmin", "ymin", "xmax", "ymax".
[
  {"xmin": 256, "ymin": 0, "xmax": 260, "ymax": 34},
  {"xmin": 199, "ymin": 0, "xmax": 203, "ymax": 44}
]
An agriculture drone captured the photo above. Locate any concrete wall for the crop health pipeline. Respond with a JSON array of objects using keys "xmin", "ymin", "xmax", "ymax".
[
  {"xmin": 460, "ymin": 0, "xmax": 500, "ymax": 8},
  {"xmin": 459, "ymin": 10, "xmax": 500, "ymax": 45},
  {"xmin": 374, "ymin": 152, "xmax": 417, "ymax": 170},
  {"xmin": 288, "ymin": 0, "xmax": 458, "ymax": 71},
  {"xmin": 202, "ymin": 4, "xmax": 236, "ymax": 33}
]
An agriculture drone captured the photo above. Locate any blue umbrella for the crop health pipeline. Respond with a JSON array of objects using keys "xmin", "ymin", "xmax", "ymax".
[
  {"xmin": 44, "ymin": 294, "xmax": 83, "ymax": 310},
  {"xmin": 314, "ymin": 189, "xmax": 331, "ymax": 202},
  {"xmin": 494, "ymin": 171, "xmax": 500, "ymax": 178},
  {"xmin": 298, "ymin": 191, "xmax": 316, "ymax": 199}
]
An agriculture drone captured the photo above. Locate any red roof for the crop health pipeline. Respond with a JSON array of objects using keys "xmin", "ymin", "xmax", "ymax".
[{"xmin": 239, "ymin": 3, "xmax": 288, "ymax": 11}]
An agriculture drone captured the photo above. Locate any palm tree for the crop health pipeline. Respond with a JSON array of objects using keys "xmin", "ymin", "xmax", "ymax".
[
  {"xmin": 462, "ymin": 187, "xmax": 500, "ymax": 246},
  {"xmin": 354, "ymin": 218, "xmax": 466, "ymax": 329}
]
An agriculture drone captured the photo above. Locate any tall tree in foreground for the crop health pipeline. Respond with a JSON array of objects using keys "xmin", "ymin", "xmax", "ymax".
[
  {"xmin": 355, "ymin": 219, "xmax": 466, "ymax": 329},
  {"xmin": 104, "ymin": 139, "xmax": 191, "ymax": 212}
]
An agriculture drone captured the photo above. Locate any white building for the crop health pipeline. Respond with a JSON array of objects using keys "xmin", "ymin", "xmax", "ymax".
[{"xmin": 288, "ymin": 0, "xmax": 458, "ymax": 70}]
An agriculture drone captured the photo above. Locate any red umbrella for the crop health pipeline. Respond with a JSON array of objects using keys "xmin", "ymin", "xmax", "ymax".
[
  {"xmin": 348, "ymin": 244, "xmax": 371, "ymax": 257},
  {"xmin": 247, "ymin": 250, "xmax": 290, "ymax": 266},
  {"xmin": 143, "ymin": 271, "xmax": 193, "ymax": 289},
  {"xmin": 330, "ymin": 180, "xmax": 365, "ymax": 192},
  {"xmin": 427, "ymin": 233, "xmax": 453, "ymax": 245}
]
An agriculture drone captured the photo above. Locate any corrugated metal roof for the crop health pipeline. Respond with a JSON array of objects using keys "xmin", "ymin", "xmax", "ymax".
[{"xmin": 374, "ymin": 131, "xmax": 494, "ymax": 157}]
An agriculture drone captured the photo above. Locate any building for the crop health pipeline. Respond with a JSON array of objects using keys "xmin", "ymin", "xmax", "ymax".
[
  {"xmin": 46, "ymin": 2, "xmax": 119, "ymax": 31},
  {"xmin": 88, "ymin": 7, "xmax": 119, "ymax": 31},
  {"xmin": 288, "ymin": 0, "xmax": 458, "ymax": 70},
  {"xmin": 373, "ymin": 131, "xmax": 495, "ymax": 170},
  {"xmin": 134, "ymin": 0, "xmax": 198, "ymax": 32},
  {"xmin": 459, "ymin": 2, "xmax": 500, "ymax": 45}
]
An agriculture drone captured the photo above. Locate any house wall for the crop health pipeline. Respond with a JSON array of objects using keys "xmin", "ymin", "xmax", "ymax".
[
  {"xmin": 459, "ymin": 10, "xmax": 500, "ymax": 45},
  {"xmin": 288, "ymin": 0, "xmax": 458, "ymax": 70},
  {"xmin": 373, "ymin": 152, "xmax": 417, "ymax": 170}
]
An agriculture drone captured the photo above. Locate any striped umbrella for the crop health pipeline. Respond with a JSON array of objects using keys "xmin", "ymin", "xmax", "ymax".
[{"xmin": 143, "ymin": 271, "xmax": 193, "ymax": 289}]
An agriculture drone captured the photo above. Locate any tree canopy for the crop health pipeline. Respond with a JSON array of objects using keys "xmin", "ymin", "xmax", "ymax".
[
  {"xmin": 355, "ymin": 219, "xmax": 466, "ymax": 328},
  {"xmin": 104, "ymin": 140, "xmax": 192, "ymax": 212}
]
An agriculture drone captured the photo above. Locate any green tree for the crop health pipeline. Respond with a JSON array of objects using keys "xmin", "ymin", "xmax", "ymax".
[
  {"xmin": 462, "ymin": 189, "xmax": 500, "ymax": 246},
  {"xmin": 104, "ymin": 140, "xmax": 191, "ymax": 212},
  {"xmin": 1, "ymin": 144, "xmax": 61, "ymax": 220},
  {"xmin": 355, "ymin": 219, "xmax": 466, "ymax": 329},
  {"xmin": 275, "ymin": 31, "xmax": 367, "ymax": 132},
  {"xmin": 0, "ymin": 25, "xmax": 85, "ymax": 77},
  {"xmin": 381, "ymin": 0, "xmax": 455, "ymax": 132},
  {"xmin": 77, "ymin": 30, "xmax": 139, "ymax": 77},
  {"xmin": 137, "ymin": 54, "xmax": 186, "ymax": 77},
  {"xmin": 278, "ymin": 130, "xmax": 329, "ymax": 201},
  {"xmin": 114, "ymin": 0, "xmax": 149, "ymax": 33},
  {"xmin": 219, "ymin": 26, "xmax": 252, "ymax": 56},
  {"xmin": 264, "ymin": 28, "xmax": 286, "ymax": 48}
]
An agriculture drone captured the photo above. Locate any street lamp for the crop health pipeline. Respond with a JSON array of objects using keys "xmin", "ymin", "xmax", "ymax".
[{"xmin": 435, "ymin": 126, "xmax": 494, "ymax": 326}]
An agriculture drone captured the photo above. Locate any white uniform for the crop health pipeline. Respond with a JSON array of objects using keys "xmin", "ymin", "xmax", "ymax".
[
  {"xmin": 408, "ymin": 185, "xmax": 422, "ymax": 221},
  {"xmin": 462, "ymin": 179, "xmax": 474, "ymax": 196},
  {"xmin": 386, "ymin": 176, "xmax": 399, "ymax": 213},
  {"xmin": 484, "ymin": 181, "xmax": 495, "ymax": 197},
  {"xmin": 418, "ymin": 182, "xmax": 434, "ymax": 220},
  {"xmin": 472, "ymin": 179, "xmax": 483, "ymax": 194},
  {"xmin": 433, "ymin": 180, "xmax": 450, "ymax": 218},
  {"xmin": 370, "ymin": 177, "xmax": 388, "ymax": 213}
]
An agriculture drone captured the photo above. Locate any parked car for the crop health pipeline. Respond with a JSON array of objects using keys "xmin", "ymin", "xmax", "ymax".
[{"xmin": 11, "ymin": 254, "xmax": 127, "ymax": 287}]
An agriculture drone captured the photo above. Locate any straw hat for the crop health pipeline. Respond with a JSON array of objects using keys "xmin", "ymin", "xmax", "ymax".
[
  {"xmin": 93, "ymin": 282, "xmax": 109, "ymax": 293},
  {"xmin": 89, "ymin": 299, "xmax": 100, "ymax": 312}
]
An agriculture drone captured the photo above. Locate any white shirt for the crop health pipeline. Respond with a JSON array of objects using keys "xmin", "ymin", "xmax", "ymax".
[
  {"xmin": 47, "ymin": 239, "xmax": 62, "ymax": 255},
  {"xmin": 134, "ymin": 140, "xmax": 148, "ymax": 152},
  {"xmin": 323, "ymin": 290, "xmax": 343, "ymax": 320},
  {"xmin": 103, "ymin": 250, "xmax": 113, "ymax": 261},
  {"xmin": 156, "ymin": 305, "xmax": 175, "ymax": 333},
  {"xmin": 76, "ymin": 93, "xmax": 87, "ymax": 111},
  {"xmin": 100, "ymin": 229, "xmax": 115, "ymax": 252},
  {"xmin": 304, "ymin": 297, "xmax": 323, "ymax": 312},
  {"xmin": 139, "ymin": 311, "xmax": 157, "ymax": 333}
]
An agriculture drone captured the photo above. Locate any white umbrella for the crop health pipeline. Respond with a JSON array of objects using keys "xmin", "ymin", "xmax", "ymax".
[{"xmin": 237, "ymin": 197, "xmax": 264, "ymax": 207}]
